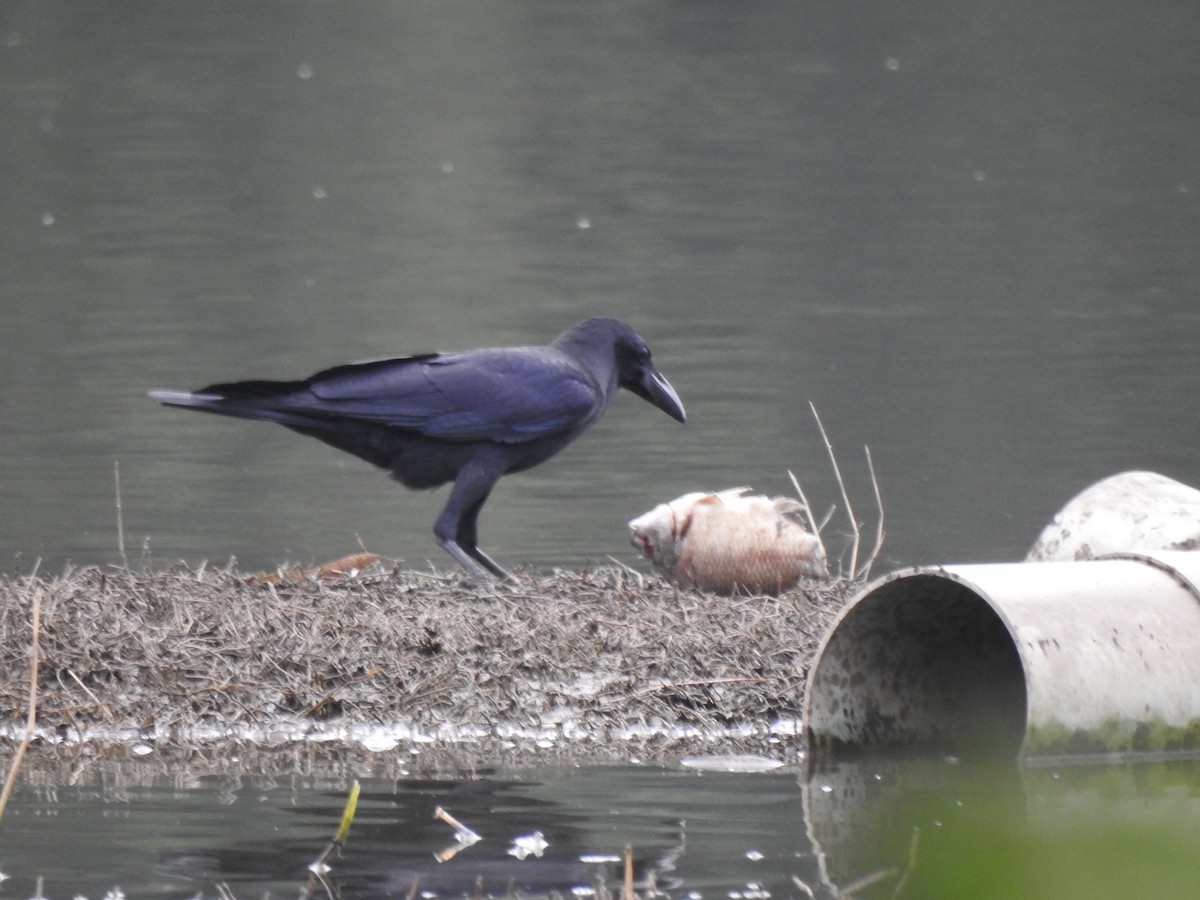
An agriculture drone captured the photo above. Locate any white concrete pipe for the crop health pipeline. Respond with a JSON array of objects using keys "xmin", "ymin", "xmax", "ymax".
[
  {"xmin": 804, "ymin": 551, "xmax": 1200, "ymax": 759},
  {"xmin": 1028, "ymin": 471, "xmax": 1200, "ymax": 561}
]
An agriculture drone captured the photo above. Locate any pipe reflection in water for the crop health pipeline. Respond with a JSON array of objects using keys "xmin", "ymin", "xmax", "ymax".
[{"xmin": 803, "ymin": 755, "xmax": 1200, "ymax": 899}]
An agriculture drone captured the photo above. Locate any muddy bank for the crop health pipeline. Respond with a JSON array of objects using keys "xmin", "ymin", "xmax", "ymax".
[{"xmin": 0, "ymin": 564, "xmax": 849, "ymax": 771}]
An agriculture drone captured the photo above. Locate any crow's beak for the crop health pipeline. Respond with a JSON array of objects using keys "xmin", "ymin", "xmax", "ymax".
[{"xmin": 629, "ymin": 365, "xmax": 686, "ymax": 423}]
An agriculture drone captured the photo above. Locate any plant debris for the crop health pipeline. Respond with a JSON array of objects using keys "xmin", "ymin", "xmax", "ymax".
[{"xmin": 0, "ymin": 563, "xmax": 851, "ymax": 768}]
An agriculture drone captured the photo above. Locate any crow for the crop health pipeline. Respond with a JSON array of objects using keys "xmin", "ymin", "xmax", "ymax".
[{"xmin": 149, "ymin": 317, "xmax": 686, "ymax": 581}]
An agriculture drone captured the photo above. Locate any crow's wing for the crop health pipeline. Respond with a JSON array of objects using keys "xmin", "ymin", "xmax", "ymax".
[{"xmin": 264, "ymin": 348, "xmax": 601, "ymax": 443}]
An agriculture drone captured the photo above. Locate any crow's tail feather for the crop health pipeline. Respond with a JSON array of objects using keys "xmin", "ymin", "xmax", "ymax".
[{"xmin": 148, "ymin": 382, "xmax": 322, "ymax": 429}]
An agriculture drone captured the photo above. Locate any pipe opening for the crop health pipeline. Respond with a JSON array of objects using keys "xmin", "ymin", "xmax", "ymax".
[{"xmin": 806, "ymin": 573, "xmax": 1027, "ymax": 760}]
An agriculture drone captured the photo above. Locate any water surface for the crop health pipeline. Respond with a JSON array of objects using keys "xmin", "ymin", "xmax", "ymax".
[
  {"xmin": 2, "ymin": 757, "xmax": 1199, "ymax": 899},
  {"xmin": 2, "ymin": 4, "xmax": 1200, "ymax": 895},
  {"xmin": 2, "ymin": 1, "xmax": 1198, "ymax": 574}
]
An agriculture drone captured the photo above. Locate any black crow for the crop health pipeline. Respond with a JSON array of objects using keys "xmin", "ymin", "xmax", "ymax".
[{"xmin": 149, "ymin": 317, "xmax": 685, "ymax": 581}]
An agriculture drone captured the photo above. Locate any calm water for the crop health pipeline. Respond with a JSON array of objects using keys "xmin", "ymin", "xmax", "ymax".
[
  {"xmin": 1, "ymin": 757, "xmax": 1199, "ymax": 899},
  {"xmin": 2, "ymin": 1, "xmax": 1198, "ymax": 576},
  {"xmin": 3, "ymin": 2, "xmax": 1200, "ymax": 895}
]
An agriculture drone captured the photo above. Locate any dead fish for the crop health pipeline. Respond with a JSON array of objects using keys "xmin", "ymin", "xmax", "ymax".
[{"xmin": 629, "ymin": 488, "xmax": 827, "ymax": 594}]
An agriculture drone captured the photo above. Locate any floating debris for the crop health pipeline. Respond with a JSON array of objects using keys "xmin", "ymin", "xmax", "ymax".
[
  {"xmin": 434, "ymin": 806, "xmax": 483, "ymax": 863},
  {"xmin": 360, "ymin": 732, "xmax": 400, "ymax": 753},
  {"xmin": 508, "ymin": 830, "xmax": 549, "ymax": 860},
  {"xmin": 300, "ymin": 780, "xmax": 359, "ymax": 899},
  {"xmin": 679, "ymin": 755, "xmax": 786, "ymax": 773},
  {"xmin": 580, "ymin": 853, "xmax": 622, "ymax": 864},
  {"xmin": 629, "ymin": 488, "xmax": 827, "ymax": 594}
]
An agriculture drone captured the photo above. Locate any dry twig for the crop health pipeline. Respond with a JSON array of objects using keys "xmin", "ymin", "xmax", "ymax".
[
  {"xmin": 802, "ymin": 402, "xmax": 886, "ymax": 584},
  {"xmin": 0, "ymin": 581, "xmax": 42, "ymax": 820}
]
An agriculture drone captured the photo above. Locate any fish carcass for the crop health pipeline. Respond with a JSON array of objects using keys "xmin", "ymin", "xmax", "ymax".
[{"xmin": 629, "ymin": 488, "xmax": 827, "ymax": 594}]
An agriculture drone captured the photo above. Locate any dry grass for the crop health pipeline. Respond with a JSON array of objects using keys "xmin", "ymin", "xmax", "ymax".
[{"xmin": 0, "ymin": 563, "xmax": 850, "ymax": 768}]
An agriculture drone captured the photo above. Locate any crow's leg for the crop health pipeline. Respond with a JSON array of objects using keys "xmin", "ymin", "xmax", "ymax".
[
  {"xmin": 432, "ymin": 456, "xmax": 513, "ymax": 582},
  {"xmin": 437, "ymin": 534, "xmax": 496, "ymax": 582},
  {"xmin": 455, "ymin": 491, "xmax": 516, "ymax": 582}
]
